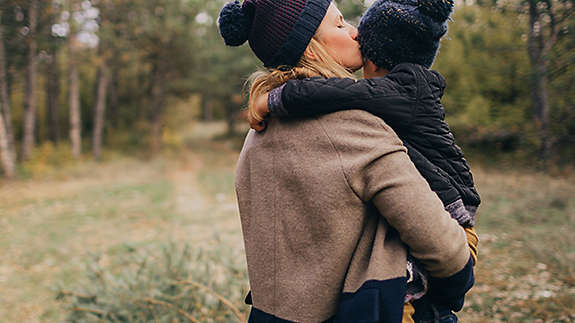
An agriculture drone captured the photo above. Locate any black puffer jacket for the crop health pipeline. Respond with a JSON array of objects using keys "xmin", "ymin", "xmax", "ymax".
[{"xmin": 270, "ymin": 63, "xmax": 480, "ymax": 226}]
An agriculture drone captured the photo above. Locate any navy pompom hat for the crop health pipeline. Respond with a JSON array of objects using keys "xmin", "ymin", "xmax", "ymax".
[
  {"xmin": 218, "ymin": 0, "xmax": 331, "ymax": 68},
  {"xmin": 358, "ymin": 0, "xmax": 454, "ymax": 71}
]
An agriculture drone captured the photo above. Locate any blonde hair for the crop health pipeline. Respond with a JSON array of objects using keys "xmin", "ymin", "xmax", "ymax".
[{"xmin": 247, "ymin": 37, "xmax": 356, "ymax": 122}]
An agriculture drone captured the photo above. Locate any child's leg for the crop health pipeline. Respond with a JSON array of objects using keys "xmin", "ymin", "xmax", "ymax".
[
  {"xmin": 465, "ymin": 226, "xmax": 479, "ymax": 264},
  {"xmin": 412, "ymin": 296, "xmax": 458, "ymax": 323},
  {"xmin": 402, "ymin": 302, "xmax": 415, "ymax": 323}
]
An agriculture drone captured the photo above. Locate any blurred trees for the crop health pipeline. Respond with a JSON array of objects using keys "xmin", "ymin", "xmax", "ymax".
[
  {"xmin": 0, "ymin": 0, "xmax": 573, "ymax": 178},
  {"xmin": 435, "ymin": 2, "xmax": 574, "ymax": 163},
  {"xmin": 525, "ymin": 0, "xmax": 573, "ymax": 161}
]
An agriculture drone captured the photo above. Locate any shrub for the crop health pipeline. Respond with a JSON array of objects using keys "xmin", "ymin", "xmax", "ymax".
[{"xmin": 57, "ymin": 243, "xmax": 249, "ymax": 322}]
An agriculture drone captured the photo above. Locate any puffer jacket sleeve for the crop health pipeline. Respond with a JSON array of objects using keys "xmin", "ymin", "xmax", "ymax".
[{"xmin": 276, "ymin": 74, "xmax": 417, "ymax": 129}]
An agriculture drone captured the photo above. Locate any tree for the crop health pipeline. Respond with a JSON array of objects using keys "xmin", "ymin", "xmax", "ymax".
[
  {"xmin": 191, "ymin": 0, "xmax": 257, "ymax": 135},
  {"xmin": 92, "ymin": 0, "xmax": 113, "ymax": 159},
  {"xmin": 0, "ymin": 102, "xmax": 15, "ymax": 178},
  {"xmin": 44, "ymin": 49, "xmax": 61, "ymax": 143},
  {"xmin": 526, "ymin": 0, "xmax": 573, "ymax": 161},
  {"xmin": 92, "ymin": 59, "xmax": 109, "ymax": 159},
  {"xmin": 124, "ymin": 0, "xmax": 203, "ymax": 151},
  {"xmin": 0, "ymin": 18, "xmax": 16, "ymax": 178},
  {"xmin": 22, "ymin": 0, "xmax": 38, "ymax": 160},
  {"xmin": 40, "ymin": 0, "xmax": 65, "ymax": 144},
  {"xmin": 68, "ymin": 0, "xmax": 81, "ymax": 158}
]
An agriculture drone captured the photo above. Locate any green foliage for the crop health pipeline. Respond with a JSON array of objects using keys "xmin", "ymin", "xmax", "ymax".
[
  {"xmin": 57, "ymin": 243, "xmax": 249, "ymax": 322},
  {"xmin": 437, "ymin": 6, "xmax": 531, "ymax": 131},
  {"xmin": 19, "ymin": 141, "xmax": 78, "ymax": 178},
  {"xmin": 435, "ymin": 5, "xmax": 574, "ymax": 162},
  {"xmin": 1, "ymin": 0, "xmax": 574, "ymax": 171}
]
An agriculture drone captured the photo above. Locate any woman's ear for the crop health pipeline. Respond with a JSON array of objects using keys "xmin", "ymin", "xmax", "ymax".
[{"xmin": 303, "ymin": 47, "xmax": 317, "ymax": 61}]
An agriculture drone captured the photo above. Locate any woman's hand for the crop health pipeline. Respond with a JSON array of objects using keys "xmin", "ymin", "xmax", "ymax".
[{"xmin": 248, "ymin": 93, "xmax": 270, "ymax": 132}]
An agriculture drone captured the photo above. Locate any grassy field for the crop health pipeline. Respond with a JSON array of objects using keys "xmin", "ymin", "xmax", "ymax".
[{"xmin": 1, "ymin": 122, "xmax": 574, "ymax": 322}]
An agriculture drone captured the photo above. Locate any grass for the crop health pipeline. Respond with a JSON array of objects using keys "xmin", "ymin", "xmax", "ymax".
[
  {"xmin": 0, "ymin": 121, "xmax": 573, "ymax": 322},
  {"xmin": 459, "ymin": 166, "xmax": 575, "ymax": 323}
]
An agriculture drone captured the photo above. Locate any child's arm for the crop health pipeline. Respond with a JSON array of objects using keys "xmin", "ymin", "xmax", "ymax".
[
  {"xmin": 403, "ymin": 141, "xmax": 476, "ymax": 227},
  {"xmin": 265, "ymin": 75, "xmax": 417, "ymax": 129}
]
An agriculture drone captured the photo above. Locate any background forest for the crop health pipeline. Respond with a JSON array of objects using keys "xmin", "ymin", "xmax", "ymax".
[
  {"xmin": 0, "ymin": 0, "xmax": 574, "ymax": 322},
  {"xmin": 0, "ymin": 0, "xmax": 573, "ymax": 176}
]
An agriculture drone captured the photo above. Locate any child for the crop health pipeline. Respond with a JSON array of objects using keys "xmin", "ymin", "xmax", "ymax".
[{"xmin": 250, "ymin": 0, "xmax": 479, "ymax": 322}]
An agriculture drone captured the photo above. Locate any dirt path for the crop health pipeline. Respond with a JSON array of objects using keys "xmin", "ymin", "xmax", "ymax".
[{"xmin": 0, "ymin": 147, "xmax": 243, "ymax": 322}]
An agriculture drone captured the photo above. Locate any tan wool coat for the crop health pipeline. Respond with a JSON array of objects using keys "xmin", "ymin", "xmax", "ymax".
[{"xmin": 235, "ymin": 110, "xmax": 470, "ymax": 322}]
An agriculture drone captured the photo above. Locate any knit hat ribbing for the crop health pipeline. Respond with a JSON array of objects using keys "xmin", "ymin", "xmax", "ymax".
[
  {"xmin": 218, "ymin": 0, "xmax": 332, "ymax": 68},
  {"xmin": 358, "ymin": 0, "xmax": 454, "ymax": 71}
]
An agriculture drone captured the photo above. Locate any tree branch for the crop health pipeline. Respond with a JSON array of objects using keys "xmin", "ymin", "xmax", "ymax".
[
  {"xmin": 541, "ymin": 0, "xmax": 559, "ymax": 55},
  {"xmin": 72, "ymin": 306, "xmax": 108, "ymax": 316},
  {"xmin": 173, "ymin": 280, "xmax": 247, "ymax": 323},
  {"xmin": 527, "ymin": 0, "xmax": 542, "ymax": 64},
  {"xmin": 141, "ymin": 297, "xmax": 201, "ymax": 323}
]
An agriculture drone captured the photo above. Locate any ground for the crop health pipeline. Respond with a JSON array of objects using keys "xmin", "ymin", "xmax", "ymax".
[{"xmin": 0, "ymin": 122, "xmax": 573, "ymax": 322}]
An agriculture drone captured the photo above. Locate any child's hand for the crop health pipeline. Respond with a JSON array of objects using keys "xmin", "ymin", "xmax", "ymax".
[{"xmin": 248, "ymin": 93, "xmax": 270, "ymax": 132}]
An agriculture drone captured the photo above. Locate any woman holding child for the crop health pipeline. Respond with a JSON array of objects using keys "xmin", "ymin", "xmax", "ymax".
[{"xmin": 219, "ymin": 0, "xmax": 477, "ymax": 322}]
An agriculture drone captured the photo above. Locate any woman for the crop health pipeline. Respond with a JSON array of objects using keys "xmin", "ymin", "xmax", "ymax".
[{"xmin": 219, "ymin": 1, "xmax": 473, "ymax": 322}]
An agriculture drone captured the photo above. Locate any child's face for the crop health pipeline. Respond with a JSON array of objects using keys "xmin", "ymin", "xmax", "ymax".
[{"xmin": 315, "ymin": 3, "xmax": 363, "ymax": 72}]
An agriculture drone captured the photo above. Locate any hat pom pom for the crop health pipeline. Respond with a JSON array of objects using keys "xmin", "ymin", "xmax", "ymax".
[
  {"xmin": 418, "ymin": 0, "xmax": 454, "ymax": 22},
  {"xmin": 218, "ymin": 1, "xmax": 253, "ymax": 46}
]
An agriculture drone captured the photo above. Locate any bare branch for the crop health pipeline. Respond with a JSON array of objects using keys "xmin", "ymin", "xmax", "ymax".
[
  {"xmin": 174, "ymin": 280, "xmax": 247, "ymax": 323},
  {"xmin": 141, "ymin": 298, "xmax": 201, "ymax": 323},
  {"xmin": 527, "ymin": 0, "xmax": 542, "ymax": 63},
  {"xmin": 541, "ymin": 0, "xmax": 560, "ymax": 54},
  {"xmin": 72, "ymin": 306, "xmax": 108, "ymax": 316}
]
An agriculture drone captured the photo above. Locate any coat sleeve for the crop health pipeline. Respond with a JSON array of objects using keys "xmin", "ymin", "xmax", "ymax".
[
  {"xmin": 320, "ymin": 110, "xmax": 471, "ymax": 280},
  {"xmin": 273, "ymin": 76, "xmax": 417, "ymax": 129}
]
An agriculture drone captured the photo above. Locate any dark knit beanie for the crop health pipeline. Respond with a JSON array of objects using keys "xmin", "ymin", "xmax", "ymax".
[
  {"xmin": 358, "ymin": 0, "xmax": 454, "ymax": 70},
  {"xmin": 218, "ymin": 0, "xmax": 332, "ymax": 68}
]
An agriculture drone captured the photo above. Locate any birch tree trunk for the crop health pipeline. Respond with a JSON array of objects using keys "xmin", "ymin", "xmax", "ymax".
[
  {"xmin": 0, "ymin": 21, "xmax": 16, "ymax": 160},
  {"xmin": 22, "ymin": 0, "xmax": 39, "ymax": 160},
  {"xmin": 69, "ymin": 55, "xmax": 81, "ymax": 158},
  {"xmin": 92, "ymin": 64, "xmax": 109, "ymax": 159},
  {"xmin": 0, "ymin": 23, "xmax": 15, "ymax": 177},
  {"xmin": 68, "ymin": 3, "xmax": 81, "ymax": 159},
  {"xmin": 0, "ymin": 106, "xmax": 15, "ymax": 178}
]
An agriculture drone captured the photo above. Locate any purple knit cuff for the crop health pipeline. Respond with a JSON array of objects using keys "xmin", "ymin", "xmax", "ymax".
[
  {"xmin": 405, "ymin": 256, "xmax": 429, "ymax": 302},
  {"xmin": 268, "ymin": 84, "xmax": 288, "ymax": 116},
  {"xmin": 445, "ymin": 199, "xmax": 475, "ymax": 227}
]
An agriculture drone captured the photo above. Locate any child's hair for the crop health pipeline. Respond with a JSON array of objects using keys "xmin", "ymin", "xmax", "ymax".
[{"xmin": 247, "ymin": 37, "xmax": 356, "ymax": 123}]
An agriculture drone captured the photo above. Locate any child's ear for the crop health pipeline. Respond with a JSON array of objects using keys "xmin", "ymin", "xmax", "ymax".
[
  {"xmin": 303, "ymin": 47, "xmax": 318, "ymax": 61},
  {"xmin": 364, "ymin": 59, "xmax": 377, "ymax": 73}
]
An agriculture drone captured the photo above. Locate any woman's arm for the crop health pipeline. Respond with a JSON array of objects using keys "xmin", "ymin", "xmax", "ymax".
[
  {"xmin": 323, "ymin": 110, "xmax": 472, "ymax": 277},
  {"xmin": 323, "ymin": 112, "xmax": 474, "ymax": 310}
]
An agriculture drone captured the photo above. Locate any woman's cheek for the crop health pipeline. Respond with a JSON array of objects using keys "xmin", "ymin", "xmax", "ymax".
[{"xmin": 346, "ymin": 40, "xmax": 363, "ymax": 69}]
